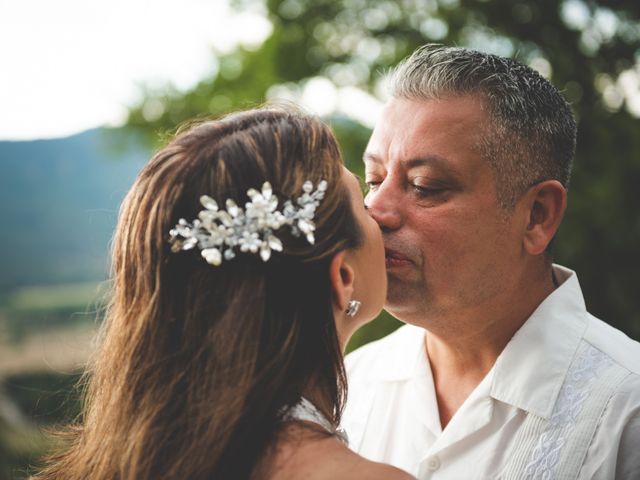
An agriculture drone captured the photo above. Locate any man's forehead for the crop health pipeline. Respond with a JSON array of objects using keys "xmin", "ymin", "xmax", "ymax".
[
  {"xmin": 387, "ymin": 93, "xmax": 484, "ymax": 112},
  {"xmin": 364, "ymin": 96, "xmax": 487, "ymax": 169}
]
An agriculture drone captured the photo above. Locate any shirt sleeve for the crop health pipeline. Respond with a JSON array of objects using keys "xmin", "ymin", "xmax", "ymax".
[
  {"xmin": 615, "ymin": 408, "xmax": 640, "ymax": 479},
  {"xmin": 582, "ymin": 374, "xmax": 640, "ymax": 479}
]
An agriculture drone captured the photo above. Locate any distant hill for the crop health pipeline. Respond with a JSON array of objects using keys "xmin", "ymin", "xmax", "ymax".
[{"xmin": 0, "ymin": 129, "xmax": 150, "ymax": 293}]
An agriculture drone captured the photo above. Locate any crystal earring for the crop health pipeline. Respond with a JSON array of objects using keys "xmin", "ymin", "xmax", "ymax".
[{"xmin": 345, "ymin": 299, "xmax": 361, "ymax": 317}]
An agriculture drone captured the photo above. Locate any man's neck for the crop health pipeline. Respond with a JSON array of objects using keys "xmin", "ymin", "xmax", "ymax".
[
  {"xmin": 424, "ymin": 265, "xmax": 557, "ymax": 428},
  {"xmin": 425, "ymin": 328, "xmax": 509, "ymax": 429}
]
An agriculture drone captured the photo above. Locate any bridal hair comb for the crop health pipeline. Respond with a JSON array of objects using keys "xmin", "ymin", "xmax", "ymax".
[{"xmin": 169, "ymin": 180, "xmax": 328, "ymax": 266}]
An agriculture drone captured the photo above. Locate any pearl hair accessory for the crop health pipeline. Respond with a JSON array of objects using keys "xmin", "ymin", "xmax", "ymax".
[{"xmin": 169, "ymin": 180, "xmax": 327, "ymax": 266}]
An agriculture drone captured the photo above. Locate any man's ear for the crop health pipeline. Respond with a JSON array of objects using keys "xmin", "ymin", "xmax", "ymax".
[
  {"xmin": 522, "ymin": 180, "xmax": 567, "ymax": 255},
  {"xmin": 329, "ymin": 250, "xmax": 355, "ymax": 313}
]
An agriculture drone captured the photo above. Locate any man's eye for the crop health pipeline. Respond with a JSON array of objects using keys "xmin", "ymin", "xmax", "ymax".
[
  {"xmin": 411, "ymin": 183, "xmax": 445, "ymax": 196},
  {"xmin": 410, "ymin": 175, "xmax": 449, "ymax": 196},
  {"xmin": 365, "ymin": 181, "xmax": 381, "ymax": 191}
]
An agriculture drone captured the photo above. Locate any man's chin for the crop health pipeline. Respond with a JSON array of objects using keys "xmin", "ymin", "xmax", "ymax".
[{"xmin": 384, "ymin": 283, "xmax": 426, "ymax": 320}]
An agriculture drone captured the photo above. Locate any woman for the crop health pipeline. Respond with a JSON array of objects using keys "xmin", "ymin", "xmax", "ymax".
[{"xmin": 34, "ymin": 107, "xmax": 414, "ymax": 479}]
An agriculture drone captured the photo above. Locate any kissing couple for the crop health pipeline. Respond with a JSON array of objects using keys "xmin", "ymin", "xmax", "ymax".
[{"xmin": 35, "ymin": 45, "xmax": 639, "ymax": 480}]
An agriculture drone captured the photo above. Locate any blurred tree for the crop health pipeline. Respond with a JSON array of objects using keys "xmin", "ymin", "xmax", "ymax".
[{"xmin": 127, "ymin": 0, "xmax": 640, "ymax": 343}]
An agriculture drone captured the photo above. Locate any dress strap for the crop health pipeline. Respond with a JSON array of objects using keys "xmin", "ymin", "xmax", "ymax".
[{"xmin": 282, "ymin": 397, "xmax": 349, "ymax": 445}]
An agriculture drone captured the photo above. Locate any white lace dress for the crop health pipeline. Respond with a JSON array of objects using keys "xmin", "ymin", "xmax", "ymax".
[{"xmin": 281, "ymin": 397, "xmax": 349, "ymax": 445}]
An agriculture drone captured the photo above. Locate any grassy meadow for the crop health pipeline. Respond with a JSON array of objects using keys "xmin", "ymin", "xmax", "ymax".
[{"xmin": 0, "ymin": 282, "xmax": 102, "ymax": 479}]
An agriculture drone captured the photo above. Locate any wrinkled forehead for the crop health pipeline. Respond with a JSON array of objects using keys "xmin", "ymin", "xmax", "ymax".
[{"xmin": 365, "ymin": 96, "xmax": 490, "ymax": 173}]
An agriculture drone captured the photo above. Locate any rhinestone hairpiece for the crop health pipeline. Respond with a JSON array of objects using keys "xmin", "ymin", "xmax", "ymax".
[{"xmin": 169, "ymin": 180, "xmax": 328, "ymax": 266}]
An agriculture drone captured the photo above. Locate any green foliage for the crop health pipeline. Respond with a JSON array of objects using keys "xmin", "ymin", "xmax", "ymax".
[
  {"xmin": 0, "ymin": 282, "xmax": 105, "ymax": 341},
  {"xmin": 346, "ymin": 310, "xmax": 403, "ymax": 354},
  {"xmin": 127, "ymin": 0, "xmax": 640, "ymax": 343},
  {"xmin": 0, "ymin": 417, "xmax": 52, "ymax": 480},
  {"xmin": 3, "ymin": 372, "xmax": 83, "ymax": 426},
  {"xmin": 0, "ymin": 372, "xmax": 82, "ymax": 479},
  {"xmin": 5, "ymin": 283, "xmax": 104, "ymax": 314}
]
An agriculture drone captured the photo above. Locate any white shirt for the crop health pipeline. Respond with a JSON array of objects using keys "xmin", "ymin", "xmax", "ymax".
[{"xmin": 343, "ymin": 265, "xmax": 640, "ymax": 479}]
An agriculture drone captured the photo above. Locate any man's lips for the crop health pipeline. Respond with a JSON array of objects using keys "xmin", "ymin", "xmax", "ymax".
[{"xmin": 385, "ymin": 248, "xmax": 412, "ymax": 268}]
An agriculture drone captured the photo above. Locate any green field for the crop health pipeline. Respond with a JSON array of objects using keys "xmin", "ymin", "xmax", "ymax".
[
  {"xmin": 0, "ymin": 282, "xmax": 102, "ymax": 478},
  {"xmin": 0, "ymin": 281, "xmax": 106, "ymax": 342}
]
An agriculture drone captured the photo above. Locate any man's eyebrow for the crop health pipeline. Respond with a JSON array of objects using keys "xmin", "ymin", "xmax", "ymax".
[
  {"xmin": 405, "ymin": 155, "xmax": 448, "ymax": 169},
  {"xmin": 363, "ymin": 152, "xmax": 383, "ymax": 164},
  {"xmin": 406, "ymin": 156, "xmax": 461, "ymax": 178},
  {"xmin": 363, "ymin": 153, "xmax": 459, "ymax": 176}
]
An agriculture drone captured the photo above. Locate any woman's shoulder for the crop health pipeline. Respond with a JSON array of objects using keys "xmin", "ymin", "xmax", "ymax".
[
  {"xmin": 336, "ymin": 447, "xmax": 415, "ymax": 480},
  {"xmin": 265, "ymin": 425, "xmax": 415, "ymax": 480},
  {"xmin": 343, "ymin": 457, "xmax": 415, "ymax": 480}
]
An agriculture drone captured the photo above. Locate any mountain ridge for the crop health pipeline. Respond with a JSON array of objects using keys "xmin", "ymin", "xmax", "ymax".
[{"xmin": 0, "ymin": 128, "xmax": 150, "ymax": 293}]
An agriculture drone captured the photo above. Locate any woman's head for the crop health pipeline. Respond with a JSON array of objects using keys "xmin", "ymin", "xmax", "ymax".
[{"xmin": 36, "ymin": 107, "xmax": 384, "ymax": 480}]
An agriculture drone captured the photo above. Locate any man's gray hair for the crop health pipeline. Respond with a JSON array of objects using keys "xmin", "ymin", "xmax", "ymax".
[{"xmin": 389, "ymin": 45, "xmax": 577, "ymax": 208}]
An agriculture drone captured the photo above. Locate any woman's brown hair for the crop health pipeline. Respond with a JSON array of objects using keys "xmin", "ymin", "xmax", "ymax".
[{"xmin": 34, "ymin": 107, "xmax": 362, "ymax": 479}]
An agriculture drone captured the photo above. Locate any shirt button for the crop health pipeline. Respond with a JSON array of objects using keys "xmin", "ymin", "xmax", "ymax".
[{"xmin": 426, "ymin": 456, "xmax": 440, "ymax": 471}]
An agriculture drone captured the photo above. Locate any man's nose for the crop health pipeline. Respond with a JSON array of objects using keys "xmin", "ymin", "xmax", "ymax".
[{"xmin": 364, "ymin": 180, "xmax": 403, "ymax": 231}]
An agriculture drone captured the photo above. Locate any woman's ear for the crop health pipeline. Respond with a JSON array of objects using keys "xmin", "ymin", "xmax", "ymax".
[
  {"xmin": 522, "ymin": 180, "xmax": 567, "ymax": 255},
  {"xmin": 329, "ymin": 250, "xmax": 355, "ymax": 314}
]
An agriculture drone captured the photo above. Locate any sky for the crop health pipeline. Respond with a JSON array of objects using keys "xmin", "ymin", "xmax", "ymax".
[
  {"xmin": 0, "ymin": 0, "xmax": 273, "ymax": 140},
  {"xmin": 2, "ymin": 1, "xmax": 637, "ymax": 141}
]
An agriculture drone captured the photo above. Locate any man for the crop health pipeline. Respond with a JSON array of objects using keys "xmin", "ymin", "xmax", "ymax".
[{"xmin": 342, "ymin": 45, "xmax": 640, "ymax": 479}]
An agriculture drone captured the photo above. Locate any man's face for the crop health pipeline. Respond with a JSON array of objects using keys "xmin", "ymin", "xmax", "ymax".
[{"xmin": 364, "ymin": 95, "xmax": 524, "ymax": 326}]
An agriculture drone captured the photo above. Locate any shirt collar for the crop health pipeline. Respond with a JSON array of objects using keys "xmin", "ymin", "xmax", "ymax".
[
  {"xmin": 364, "ymin": 265, "xmax": 589, "ymax": 421},
  {"xmin": 490, "ymin": 264, "xmax": 588, "ymax": 419},
  {"xmin": 368, "ymin": 324, "xmax": 427, "ymax": 381}
]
